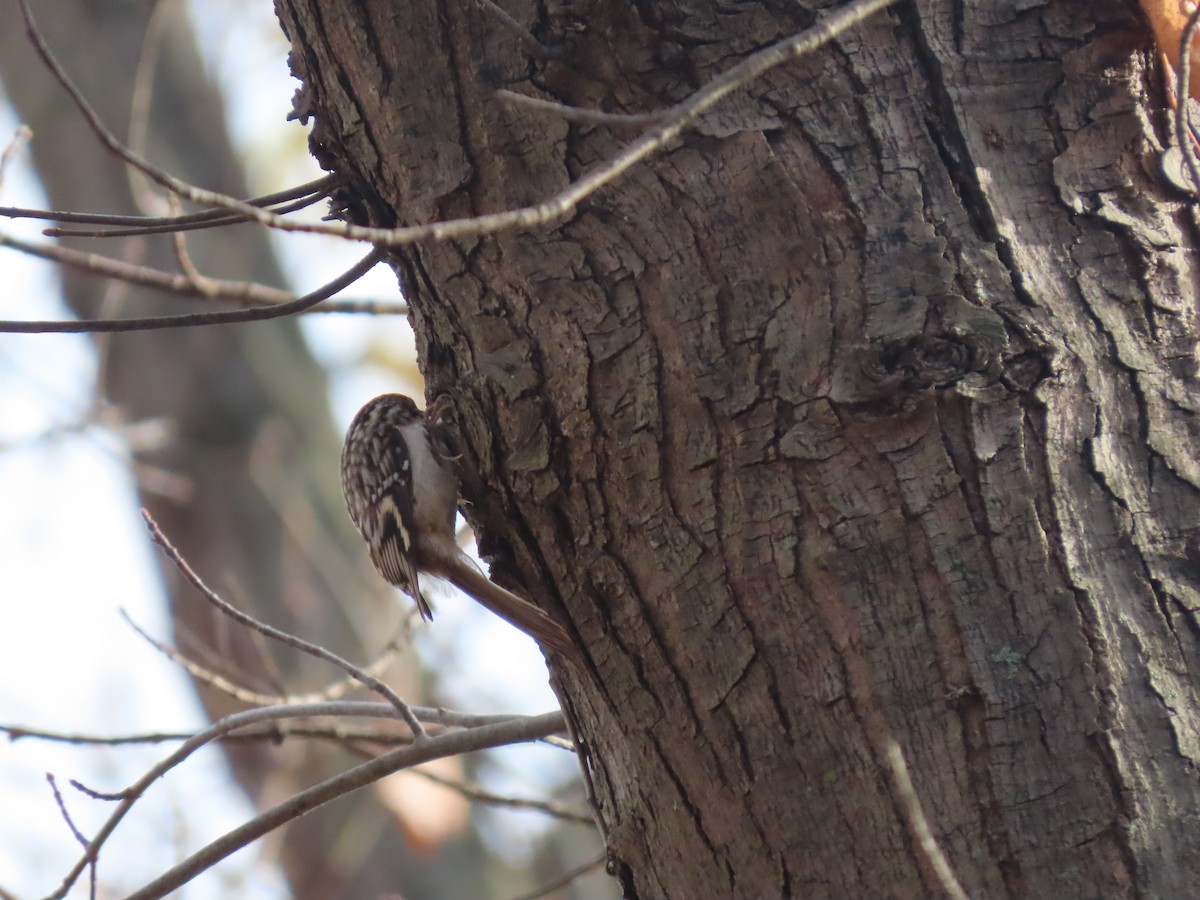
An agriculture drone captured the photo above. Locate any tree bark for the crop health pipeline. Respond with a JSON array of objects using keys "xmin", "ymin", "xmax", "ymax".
[{"xmin": 275, "ymin": 0, "xmax": 1200, "ymax": 896}]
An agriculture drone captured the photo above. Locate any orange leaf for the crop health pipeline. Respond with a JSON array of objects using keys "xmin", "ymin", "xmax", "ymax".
[{"xmin": 1141, "ymin": 0, "xmax": 1200, "ymax": 101}]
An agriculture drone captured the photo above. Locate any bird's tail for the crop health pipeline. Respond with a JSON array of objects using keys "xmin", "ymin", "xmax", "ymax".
[{"xmin": 436, "ymin": 559, "xmax": 580, "ymax": 665}]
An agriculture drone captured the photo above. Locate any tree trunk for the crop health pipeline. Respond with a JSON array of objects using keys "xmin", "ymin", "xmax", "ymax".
[{"xmin": 275, "ymin": 0, "xmax": 1200, "ymax": 895}]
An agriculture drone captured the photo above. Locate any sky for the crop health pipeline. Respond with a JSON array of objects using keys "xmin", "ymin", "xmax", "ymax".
[{"xmin": 0, "ymin": 2, "xmax": 577, "ymax": 896}]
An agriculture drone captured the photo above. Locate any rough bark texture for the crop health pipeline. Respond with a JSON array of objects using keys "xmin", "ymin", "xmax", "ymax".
[{"xmin": 275, "ymin": 0, "xmax": 1200, "ymax": 896}]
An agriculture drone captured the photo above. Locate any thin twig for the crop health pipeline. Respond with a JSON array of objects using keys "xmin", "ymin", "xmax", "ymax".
[
  {"xmin": 0, "ymin": 175, "xmax": 336, "ymax": 231},
  {"xmin": 7, "ymin": 722, "xmax": 420, "ymax": 748},
  {"xmin": 0, "ymin": 246, "xmax": 382, "ymax": 332},
  {"xmin": 8, "ymin": 722, "xmax": 415, "ymax": 748},
  {"xmin": 505, "ymin": 851, "xmax": 608, "ymax": 900},
  {"xmin": 140, "ymin": 509, "xmax": 427, "ymax": 740},
  {"xmin": 121, "ymin": 711, "xmax": 568, "ymax": 900},
  {"xmin": 46, "ymin": 774, "xmax": 91, "ymax": 850},
  {"xmin": 308, "ymin": 299, "xmax": 408, "ymax": 315},
  {"xmin": 121, "ymin": 607, "xmax": 297, "ymax": 706},
  {"xmin": 225, "ymin": 578, "xmax": 292, "ymax": 699},
  {"xmin": 120, "ymin": 608, "xmax": 408, "ymax": 707},
  {"xmin": 3, "ymin": 724, "xmax": 215, "ymax": 747},
  {"xmin": 18, "ymin": 0, "xmax": 899, "ymax": 249},
  {"xmin": 46, "ymin": 192, "xmax": 331, "ymax": 238},
  {"xmin": 0, "ymin": 125, "xmax": 32, "ymax": 195},
  {"xmin": 2, "ymin": 702, "xmax": 549, "ymax": 748},
  {"xmin": 17, "ymin": 0, "xmax": 345, "ymax": 239},
  {"xmin": 0, "ymin": 229, "xmax": 286, "ymax": 302},
  {"xmin": 126, "ymin": 0, "xmax": 174, "ymax": 216},
  {"xmin": 473, "ymin": 0, "xmax": 564, "ymax": 61},
  {"xmin": 69, "ymin": 779, "xmax": 126, "ymax": 802},
  {"xmin": 0, "ymin": 227, "xmax": 403, "ymax": 313},
  {"xmin": 45, "ymin": 702, "xmax": 555, "ymax": 898},
  {"xmin": 538, "ymin": 734, "xmax": 576, "ymax": 752},
  {"xmin": 883, "ymin": 739, "xmax": 970, "ymax": 900},
  {"xmin": 165, "ymin": 195, "xmax": 209, "ymax": 292},
  {"xmin": 496, "ymin": 89, "xmax": 666, "ymax": 127},
  {"xmin": 46, "ymin": 774, "xmax": 97, "ymax": 900},
  {"xmin": 408, "ymin": 766, "xmax": 595, "ymax": 824},
  {"xmin": 1175, "ymin": 6, "xmax": 1200, "ymax": 193}
]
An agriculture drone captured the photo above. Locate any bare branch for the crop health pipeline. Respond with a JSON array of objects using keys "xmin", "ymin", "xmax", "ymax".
[
  {"xmin": 6, "ymin": 721, "xmax": 409, "ymax": 749},
  {"xmin": 0, "ymin": 229, "xmax": 286, "ymax": 302},
  {"xmin": 0, "ymin": 227, "xmax": 403, "ymax": 314},
  {"xmin": 45, "ymin": 774, "xmax": 97, "ymax": 899},
  {"xmin": 0, "ymin": 125, "xmax": 32, "ymax": 194},
  {"xmin": 2, "ymin": 702, "xmax": 552, "ymax": 748},
  {"xmin": 139, "ymin": 510, "xmax": 428, "ymax": 739},
  {"xmin": 408, "ymin": 766, "xmax": 595, "ymax": 825},
  {"xmin": 538, "ymin": 734, "xmax": 576, "ymax": 752},
  {"xmin": 120, "ymin": 608, "xmax": 410, "ymax": 708},
  {"xmin": 68, "ymin": 779, "xmax": 126, "ymax": 803},
  {"xmin": 42, "ymin": 702, "xmax": 542, "ymax": 897},
  {"xmin": 495, "ymin": 89, "xmax": 666, "ymax": 127},
  {"xmin": 45, "ymin": 774, "xmax": 91, "ymax": 851},
  {"xmin": 1175, "ymin": 6, "xmax": 1200, "ymax": 193},
  {"xmin": 125, "ymin": 0, "xmax": 173, "ymax": 216},
  {"xmin": 41, "ymin": 702, "xmax": 564, "ymax": 897},
  {"xmin": 505, "ymin": 851, "xmax": 608, "ymax": 900},
  {"xmin": 16, "ymin": 0, "xmax": 341, "ymax": 238},
  {"xmin": 47, "ymin": 191, "xmax": 333, "ymax": 238},
  {"xmin": 0, "ymin": 175, "xmax": 336, "ymax": 234},
  {"xmin": 121, "ymin": 711, "xmax": 568, "ymax": 900},
  {"xmin": 473, "ymin": 0, "xmax": 564, "ymax": 61},
  {"xmin": 883, "ymin": 740, "xmax": 970, "ymax": 900},
  {"xmin": 3, "ymin": 724, "xmax": 205, "ymax": 747},
  {"xmin": 308, "ymin": 298, "xmax": 409, "ymax": 315},
  {"xmin": 0, "ymin": 246, "xmax": 382, "ymax": 332},
  {"xmin": 18, "ymin": 0, "xmax": 900, "ymax": 249},
  {"xmin": 165, "ymin": 195, "xmax": 210, "ymax": 291}
]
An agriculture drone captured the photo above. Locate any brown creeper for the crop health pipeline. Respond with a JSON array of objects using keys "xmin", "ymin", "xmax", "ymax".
[{"xmin": 341, "ymin": 393, "xmax": 578, "ymax": 662}]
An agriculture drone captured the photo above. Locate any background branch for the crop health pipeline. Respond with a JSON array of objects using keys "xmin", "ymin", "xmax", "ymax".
[
  {"xmin": 123, "ymin": 711, "xmax": 568, "ymax": 900},
  {"xmin": 16, "ymin": 0, "xmax": 900, "ymax": 248},
  {"xmin": 0, "ymin": 247, "xmax": 381, "ymax": 332},
  {"xmin": 141, "ymin": 510, "xmax": 427, "ymax": 738}
]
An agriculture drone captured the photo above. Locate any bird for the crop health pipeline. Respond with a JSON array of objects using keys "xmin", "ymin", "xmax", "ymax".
[{"xmin": 340, "ymin": 393, "xmax": 578, "ymax": 663}]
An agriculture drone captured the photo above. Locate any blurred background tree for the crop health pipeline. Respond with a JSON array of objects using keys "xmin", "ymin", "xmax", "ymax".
[{"xmin": 0, "ymin": 1, "xmax": 605, "ymax": 897}]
